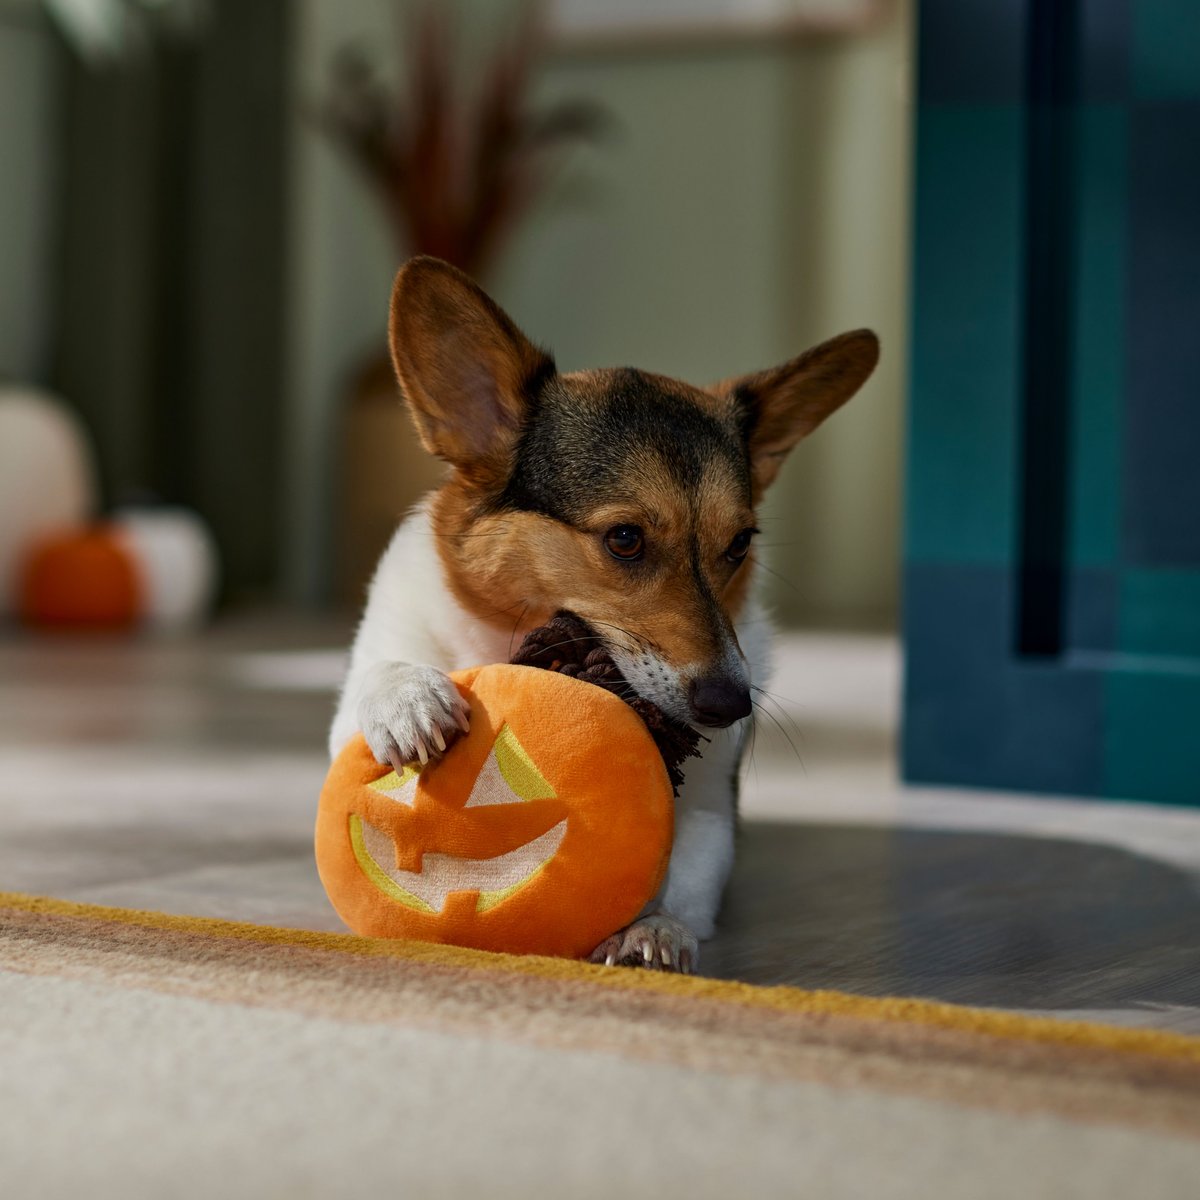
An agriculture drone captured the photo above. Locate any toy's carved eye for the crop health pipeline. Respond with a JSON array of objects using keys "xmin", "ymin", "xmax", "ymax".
[
  {"xmin": 465, "ymin": 724, "xmax": 556, "ymax": 807},
  {"xmin": 604, "ymin": 525, "xmax": 645, "ymax": 561},
  {"xmin": 726, "ymin": 528, "xmax": 757, "ymax": 564},
  {"xmin": 368, "ymin": 762, "xmax": 423, "ymax": 807}
]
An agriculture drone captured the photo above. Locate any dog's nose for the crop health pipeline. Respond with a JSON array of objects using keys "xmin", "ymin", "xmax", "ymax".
[{"xmin": 689, "ymin": 677, "xmax": 752, "ymax": 728}]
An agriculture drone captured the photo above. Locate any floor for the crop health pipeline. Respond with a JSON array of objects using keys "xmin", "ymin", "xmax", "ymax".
[{"xmin": 3, "ymin": 612, "xmax": 1199, "ymax": 1033}]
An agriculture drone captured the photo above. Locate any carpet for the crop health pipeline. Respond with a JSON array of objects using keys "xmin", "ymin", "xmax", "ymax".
[{"xmin": 3, "ymin": 891, "xmax": 1199, "ymax": 1200}]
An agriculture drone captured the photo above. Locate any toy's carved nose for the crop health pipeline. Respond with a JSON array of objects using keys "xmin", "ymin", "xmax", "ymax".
[{"xmin": 689, "ymin": 678, "xmax": 752, "ymax": 728}]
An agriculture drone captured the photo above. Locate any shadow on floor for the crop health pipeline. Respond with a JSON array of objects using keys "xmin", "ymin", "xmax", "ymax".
[
  {"xmin": 11, "ymin": 811, "xmax": 1200, "ymax": 1019},
  {"xmin": 704, "ymin": 821, "xmax": 1200, "ymax": 1014}
]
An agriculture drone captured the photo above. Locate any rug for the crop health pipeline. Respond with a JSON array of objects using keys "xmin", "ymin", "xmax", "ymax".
[{"xmin": 3, "ymin": 891, "xmax": 1199, "ymax": 1200}]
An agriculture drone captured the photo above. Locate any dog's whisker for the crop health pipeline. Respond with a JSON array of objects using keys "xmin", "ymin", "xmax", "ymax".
[
  {"xmin": 746, "ymin": 709, "xmax": 761, "ymax": 788},
  {"xmin": 521, "ymin": 634, "xmax": 610, "ymax": 659},
  {"xmin": 507, "ymin": 600, "xmax": 531, "ymax": 658},
  {"xmin": 586, "ymin": 618, "xmax": 658, "ymax": 654},
  {"xmin": 750, "ymin": 560, "xmax": 806, "ymax": 598},
  {"xmin": 465, "ymin": 597, "xmax": 534, "ymax": 625},
  {"xmin": 436, "ymin": 531, "xmax": 511, "ymax": 542},
  {"xmin": 750, "ymin": 685, "xmax": 805, "ymax": 746},
  {"xmin": 751, "ymin": 697, "xmax": 806, "ymax": 771}
]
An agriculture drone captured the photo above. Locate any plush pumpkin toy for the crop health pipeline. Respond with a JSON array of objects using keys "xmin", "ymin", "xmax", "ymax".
[{"xmin": 315, "ymin": 615, "xmax": 700, "ymax": 959}]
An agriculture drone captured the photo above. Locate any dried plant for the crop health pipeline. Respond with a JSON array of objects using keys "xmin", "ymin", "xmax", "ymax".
[{"xmin": 315, "ymin": 1, "xmax": 608, "ymax": 280}]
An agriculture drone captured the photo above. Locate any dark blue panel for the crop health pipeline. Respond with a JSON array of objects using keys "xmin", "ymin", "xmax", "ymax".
[
  {"xmin": 1065, "ymin": 566, "xmax": 1119, "ymax": 651},
  {"xmin": 1118, "ymin": 568, "xmax": 1200, "ymax": 657},
  {"xmin": 1066, "ymin": 105, "xmax": 1127, "ymax": 571},
  {"xmin": 1132, "ymin": 0, "xmax": 1200, "ymax": 100},
  {"xmin": 903, "ymin": 564, "xmax": 1105, "ymax": 795},
  {"xmin": 1105, "ymin": 669, "xmax": 1200, "ymax": 804},
  {"xmin": 908, "ymin": 0, "xmax": 1200, "ymax": 804},
  {"xmin": 1080, "ymin": 0, "xmax": 1131, "ymax": 101},
  {"xmin": 918, "ymin": 0, "xmax": 1029, "ymax": 103},
  {"xmin": 1125, "ymin": 101, "xmax": 1200, "ymax": 565},
  {"xmin": 907, "ymin": 107, "xmax": 1024, "ymax": 566}
]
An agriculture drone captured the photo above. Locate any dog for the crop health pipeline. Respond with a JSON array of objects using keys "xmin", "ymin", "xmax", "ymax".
[{"xmin": 330, "ymin": 256, "xmax": 878, "ymax": 973}]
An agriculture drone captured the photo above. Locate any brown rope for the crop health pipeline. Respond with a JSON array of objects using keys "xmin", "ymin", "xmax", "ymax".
[{"xmin": 510, "ymin": 612, "xmax": 703, "ymax": 795}]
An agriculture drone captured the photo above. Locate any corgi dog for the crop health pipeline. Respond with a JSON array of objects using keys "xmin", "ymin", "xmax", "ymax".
[{"xmin": 330, "ymin": 257, "xmax": 878, "ymax": 972}]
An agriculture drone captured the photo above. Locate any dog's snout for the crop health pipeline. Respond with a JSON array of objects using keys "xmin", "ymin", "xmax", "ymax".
[{"xmin": 689, "ymin": 677, "xmax": 752, "ymax": 728}]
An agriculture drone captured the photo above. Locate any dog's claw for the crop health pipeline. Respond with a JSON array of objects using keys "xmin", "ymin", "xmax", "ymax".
[
  {"xmin": 588, "ymin": 915, "xmax": 699, "ymax": 975},
  {"xmin": 357, "ymin": 663, "xmax": 468, "ymax": 771}
]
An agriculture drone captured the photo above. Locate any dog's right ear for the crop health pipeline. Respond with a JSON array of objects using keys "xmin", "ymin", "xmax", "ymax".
[{"xmin": 389, "ymin": 256, "xmax": 554, "ymax": 483}]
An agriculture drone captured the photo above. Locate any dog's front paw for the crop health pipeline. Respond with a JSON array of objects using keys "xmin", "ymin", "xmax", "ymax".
[
  {"xmin": 356, "ymin": 662, "xmax": 471, "ymax": 772},
  {"xmin": 589, "ymin": 914, "xmax": 698, "ymax": 974}
]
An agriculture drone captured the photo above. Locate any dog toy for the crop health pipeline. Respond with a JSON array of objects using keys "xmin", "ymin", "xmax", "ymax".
[{"xmin": 315, "ymin": 614, "xmax": 700, "ymax": 958}]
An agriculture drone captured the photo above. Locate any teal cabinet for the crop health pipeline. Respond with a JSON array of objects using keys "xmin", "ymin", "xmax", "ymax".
[{"xmin": 904, "ymin": 0, "xmax": 1200, "ymax": 804}]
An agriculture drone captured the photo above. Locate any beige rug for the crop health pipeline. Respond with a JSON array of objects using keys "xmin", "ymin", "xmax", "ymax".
[{"xmin": 3, "ymin": 891, "xmax": 1199, "ymax": 1200}]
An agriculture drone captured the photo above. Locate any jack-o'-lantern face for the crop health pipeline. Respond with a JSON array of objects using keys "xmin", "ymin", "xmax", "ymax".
[
  {"xmin": 315, "ymin": 664, "xmax": 674, "ymax": 958},
  {"xmin": 351, "ymin": 722, "xmax": 566, "ymax": 915}
]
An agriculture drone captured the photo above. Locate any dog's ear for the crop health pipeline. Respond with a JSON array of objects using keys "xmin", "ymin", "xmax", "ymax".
[
  {"xmin": 715, "ymin": 330, "xmax": 879, "ymax": 499},
  {"xmin": 389, "ymin": 257, "xmax": 554, "ymax": 483}
]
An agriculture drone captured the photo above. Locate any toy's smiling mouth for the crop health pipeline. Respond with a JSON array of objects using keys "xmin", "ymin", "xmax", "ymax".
[
  {"xmin": 350, "ymin": 721, "xmax": 567, "ymax": 914},
  {"xmin": 350, "ymin": 814, "xmax": 567, "ymax": 914}
]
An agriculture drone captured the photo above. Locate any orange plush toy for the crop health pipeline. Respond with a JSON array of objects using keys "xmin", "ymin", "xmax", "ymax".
[{"xmin": 315, "ymin": 615, "xmax": 700, "ymax": 959}]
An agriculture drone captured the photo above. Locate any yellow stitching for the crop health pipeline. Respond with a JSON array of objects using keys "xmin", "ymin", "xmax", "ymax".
[
  {"xmin": 492, "ymin": 724, "xmax": 556, "ymax": 800},
  {"xmin": 348, "ymin": 814, "xmax": 437, "ymax": 913},
  {"xmin": 476, "ymin": 855, "xmax": 555, "ymax": 913},
  {"xmin": 367, "ymin": 764, "xmax": 421, "ymax": 795}
]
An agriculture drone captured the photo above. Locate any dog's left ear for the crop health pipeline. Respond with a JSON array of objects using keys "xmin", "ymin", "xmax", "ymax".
[{"xmin": 714, "ymin": 329, "xmax": 879, "ymax": 499}]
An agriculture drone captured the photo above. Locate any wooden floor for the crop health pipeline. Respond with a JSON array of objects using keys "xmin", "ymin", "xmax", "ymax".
[
  {"xmin": 3, "ymin": 612, "xmax": 1199, "ymax": 1032},
  {"xmin": 709, "ymin": 822, "xmax": 1200, "ymax": 1019}
]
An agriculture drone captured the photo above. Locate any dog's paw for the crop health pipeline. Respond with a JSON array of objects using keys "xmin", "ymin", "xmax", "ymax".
[
  {"xmin": 589, "ymin": 914, "xmax": 698, "ymax": 974},
  {"xmin": 356, "ymin": 662, "xmax": 471, "ymax": 771}
]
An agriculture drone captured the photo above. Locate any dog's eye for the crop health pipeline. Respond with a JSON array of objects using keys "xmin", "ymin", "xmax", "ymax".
[
  {"xmin": 604, "ymin": 525, "xmax": 645, "ymax": 561},
  {"xmin": 726, "ymin": 528, "xmax": 757, "ymax": 563}
]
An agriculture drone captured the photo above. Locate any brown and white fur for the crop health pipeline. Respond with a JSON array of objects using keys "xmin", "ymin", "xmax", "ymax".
[{"xmin": 330, "ymin": 257, "xmax": 879, "ymax": 973}]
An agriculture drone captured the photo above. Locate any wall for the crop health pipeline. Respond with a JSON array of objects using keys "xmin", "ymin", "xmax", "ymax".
[
  {"xmin": 0, "ymin": 9, "xmax": 59, "ymax": 385},
  {"xmin": 284, "ymin": 0, "xmax": 912, "ymax": 627},
  {"xmin": 284, "ymin": 0, "xmax": 398, "ymax": 607}
]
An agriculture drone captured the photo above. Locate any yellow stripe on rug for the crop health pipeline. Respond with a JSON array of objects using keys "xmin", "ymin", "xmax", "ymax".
[{"xmin": 4, "ymin": 889, "xmax": 1199, "ymax": 1066}]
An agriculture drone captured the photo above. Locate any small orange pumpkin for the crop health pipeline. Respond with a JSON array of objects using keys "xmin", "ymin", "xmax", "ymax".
[
  {"xmin": 315, "ymin": 663, "xmax": 674, "ymax": 958},
  {"xmin": 20, "ymin": 524, "xmax": 142, "ymax": 629}
]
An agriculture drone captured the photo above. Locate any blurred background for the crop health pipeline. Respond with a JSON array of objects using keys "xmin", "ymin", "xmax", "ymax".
[
  {"xmin": 0, "ymin": 0, "xmax": 908, "ymax": 625},
  {"xmin": 3, "ymin": 0, "xmax": 1200, "ymax": 992}
]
